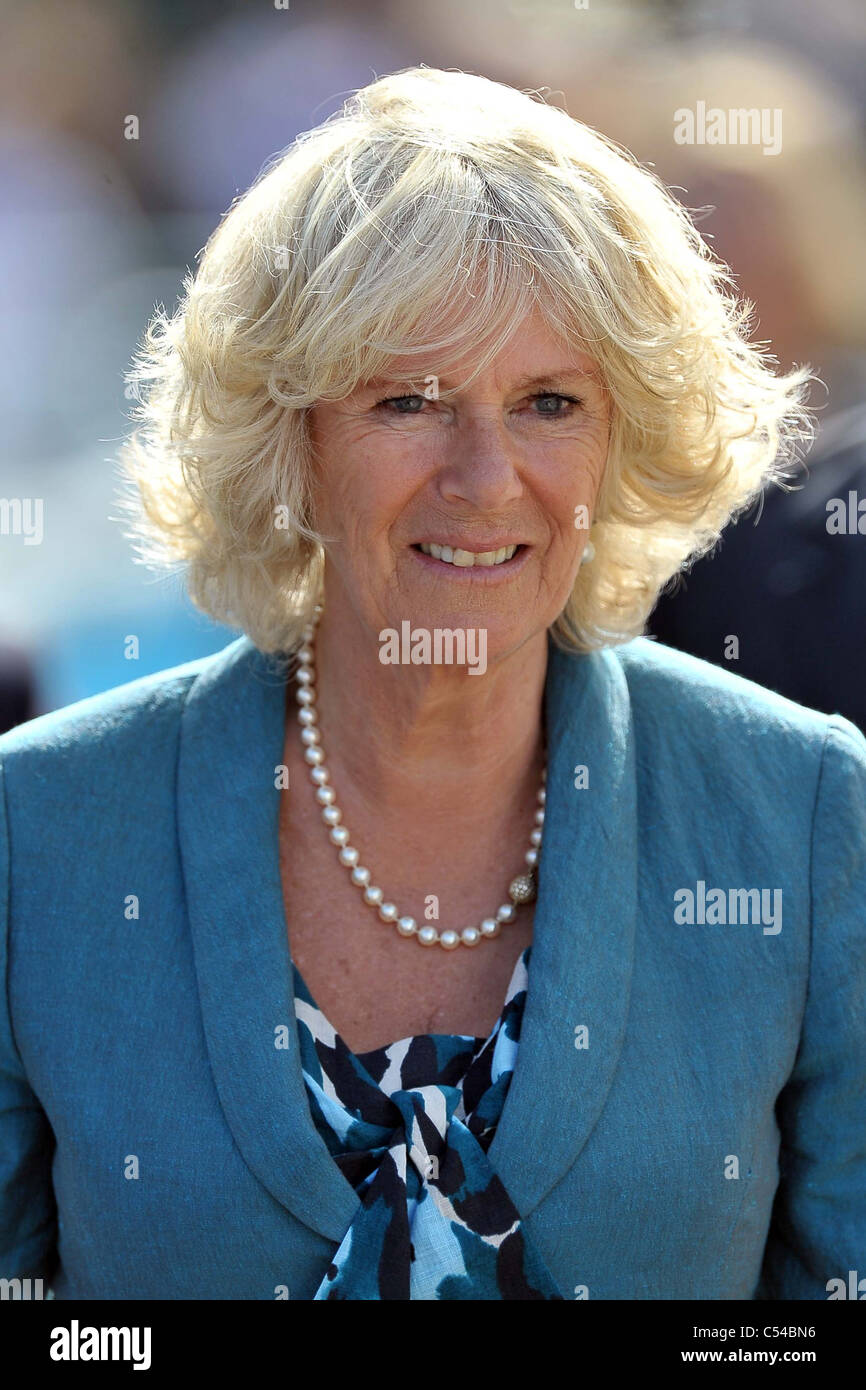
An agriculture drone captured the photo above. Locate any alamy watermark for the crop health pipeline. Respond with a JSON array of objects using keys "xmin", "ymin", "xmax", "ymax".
[
  {"xmin": 379, "ymin": 623, "xmax": 487, "ymax": 675},
  {"xmin": 1, "ymin": 1276, "xmax": 46, "ymax": 1299},
  {"xmin": 674, "ymin": 102, "xmax": 782, "ymax": 156},
  {"xmin": 50, "ymin": 1321, "xmax": 151, "ymax": 1370},
  {"xmin": 674, "ymin": 880, "xmax": 782, "ymax": 935},
  {"xmin": 827, "ymin": 1270, "xmax": 866, "ymax": 1299},
  {"xmin": 826, "ymin": 491, "xmax": 866, "ymax": 534},
  {"xmin": 0, "ymin": 497, "xmax": 43, "ymax": 545}
]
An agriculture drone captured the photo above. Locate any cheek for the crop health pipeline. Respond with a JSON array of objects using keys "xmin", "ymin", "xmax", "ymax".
[
  {"xmin": 341, "ymin": 438, "xmax": 435, "ymax": 535},
  {"xmin": 576, "ymin": 425, "xmax": 610, "ymax": 515},
  {"xmin": 310, "ymin": 429, "xmax": 376, "ymax": 533},
  {"xmin": 542, "ymin": 433, "xmax": 609, "ymax": 537},
  {"xmin": 315, "ymin": 452, "xmax": 417, "ymax": 566}
]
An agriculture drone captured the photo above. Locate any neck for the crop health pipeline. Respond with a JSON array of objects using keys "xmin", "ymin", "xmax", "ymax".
[{"xmin": 303, "ymin": 602, "xmax": 548, "ymax": 834}]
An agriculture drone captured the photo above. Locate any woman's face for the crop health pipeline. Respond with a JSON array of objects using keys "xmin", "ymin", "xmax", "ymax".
[{"xmin": 307, "ymin": 306, "xmax": 610, "ymax": 666}]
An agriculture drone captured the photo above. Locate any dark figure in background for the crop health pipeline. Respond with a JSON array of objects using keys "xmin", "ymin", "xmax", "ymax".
[
  {"xmin": 648, "ymin": 404, "xmax": 866, "ymax": 734},
  {"xmin": 0, "ymin": 644, "xmax": 36, "ymax": 736}
]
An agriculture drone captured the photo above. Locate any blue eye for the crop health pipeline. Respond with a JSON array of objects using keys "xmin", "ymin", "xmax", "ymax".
[
  {"xmin": 531, "ymin": 393, "xmax": 581, "ymax": 417},
  {"xmin": 377, "ymin": 395, "xmax": 426, "ymax": 413},
  {"xmin": 375, "ymin": 391, "xmax": 582, "ymax": 417}
]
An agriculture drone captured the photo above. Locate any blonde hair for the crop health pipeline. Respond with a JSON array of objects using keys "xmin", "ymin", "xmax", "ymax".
[{"xmin": 119, "ymin": 65, "xmax": 813, "ymax": 654}]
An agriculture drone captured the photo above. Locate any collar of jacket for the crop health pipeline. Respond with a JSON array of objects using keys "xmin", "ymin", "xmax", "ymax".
[{"xmin": 177, "ymin": 631, "xmax": 637, "ymax": 1243}]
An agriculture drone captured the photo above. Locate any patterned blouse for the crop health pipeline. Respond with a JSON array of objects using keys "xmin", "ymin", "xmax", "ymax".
[{"xmin": 292, "ymin": 944, "xmax": 564, "ymax": 1300}]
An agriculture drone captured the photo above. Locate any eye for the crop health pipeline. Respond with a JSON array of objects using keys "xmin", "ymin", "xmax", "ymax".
[
  {"xmin": 376, "ymin": 394, "xmax": 427, "ymax": 414},
  {"xmin": 529, "ymin": 392, "xmax": 582, "ymax": 418},
  {"xmin": 374, "ymin": 390, "xmax": 583, "ymax": 417}
]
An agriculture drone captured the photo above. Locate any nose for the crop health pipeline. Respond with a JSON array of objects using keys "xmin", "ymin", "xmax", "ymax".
[{"xmin": 435, "ymin": 410, "xmax": 525, "ymax": 510}]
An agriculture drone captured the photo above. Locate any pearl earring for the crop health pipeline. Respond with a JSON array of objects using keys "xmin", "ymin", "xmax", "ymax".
[{"xmin": 580, "ymin": 540, "xmax": 595, "ymax": 566}]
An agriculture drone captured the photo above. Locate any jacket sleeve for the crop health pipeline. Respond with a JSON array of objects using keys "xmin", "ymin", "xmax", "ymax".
[
  {"xmin": 757, "ymin": 714, "xmax": 866, "ymax": 1299},
  {"xmin": 0, "ymin": 758, "xmax": 58, "ymax": 1286}
]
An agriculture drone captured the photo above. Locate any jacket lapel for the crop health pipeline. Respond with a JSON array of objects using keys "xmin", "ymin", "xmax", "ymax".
[
  {"xmin": 178, "ymin": 635, "xmax": 361, "ymax": 1242},
  {"xmin": 488, "ymin": 635, "xmax": 638, "ymax": 1215},
  {"xmin": 178, "ymin": 631, "xmax": 637, "ymax": 1242}
]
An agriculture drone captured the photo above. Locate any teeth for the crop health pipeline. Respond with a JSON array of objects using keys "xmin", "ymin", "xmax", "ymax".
[{"xmin": 419, "ymin": 543, "xmax": 518, "ymax": 567}]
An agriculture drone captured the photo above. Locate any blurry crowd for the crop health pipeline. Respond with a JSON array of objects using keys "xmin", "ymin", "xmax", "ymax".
[{"xmin": 1, "ymin": 0, "xmax": 864, "ymax": 728}]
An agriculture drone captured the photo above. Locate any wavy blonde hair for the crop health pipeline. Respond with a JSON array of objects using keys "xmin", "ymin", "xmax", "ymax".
[{"xmin": 119, "ymin": 65, "xmax": 813, "ymax": 654}]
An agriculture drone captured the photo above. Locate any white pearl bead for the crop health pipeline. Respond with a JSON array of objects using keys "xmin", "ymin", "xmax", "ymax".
[
  {"xmin": 439, "ymin": 930, "xmax": 460, "ymax": 950},
  {"xmin": 538, "ymin": 787, "xmax": 546, "ymax": 804},
  {"xmin": 460, "ymin": 926, "xmax": 480, "ymax": 946},
  {"xmin": 525, "ymin": 848, "xmax": 538, "ymax": 866},
  {"xmin": 311, "ymin": 767, "xmax": 329, "ymax": 785},
  {"xmin": 296, "ymin": 667, "xmax": 313, "ymax": 685},
  {"xmin": 397, "ymin": 916, "xmax": 417, "ymax": 936},
  {"xmin": 364, "ymin": 885, "xmax": 384, "ymax": 906},
  {"xmin": 300, "ymin": 728, "xmax": 320, "ymax": 746},
  {"xmin": 417, "ymin": 926, "xmax": 439, "ymax": 946},
  {"xmin": 351, "ymin": 866, "xmax": 371, "ymax": 886},
  {"xmin": 304, "ymin": 747, "xmax": 324, "ymax": 765},
  {"xmin": 496, "ymin": 903, "xmax": 516, "ymax": 924},
  {"xmin": 297, "ymin": 648, "xmax": 312, "ymax": 664},
  {"xmin": 338, "ymin": 846, "xmax": 359, "ymax": 866},
  {"xmin": 322, "ymin": 805, "xmax": 342, "ymax": 826},
  {"xmin": 316, "ymin": 785, "xmax": 335, "ymax": 804},
  {"xmin": 298, "ymin": 708, "xmax": 315, "ymax": 726},
  {"xmin": 296, "ymin": 688, "xmax": 314, "ymax": 706},
  {"xmin": 530, "ymin": 828, "xmax": 543, "ymax": 846},
  {"xmin": 534, "ymin": 808, "xmax": 545, "ymax": 824},
  {"xmin": 480, "ymin": 917, "xmax": 500, "ymax": 937},
  {"xmin": 378, "ymin": 902, "xmax": 398, "ymax": 922},
  {"xmin": 330, "ymin": 826, "xmax": 349, "ymax": 846}
]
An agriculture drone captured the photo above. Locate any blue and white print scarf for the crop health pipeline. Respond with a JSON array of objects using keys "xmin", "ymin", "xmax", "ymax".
[{"xmin": 293, "ymin": 944, "xmax": 563, "ymax": 1300}]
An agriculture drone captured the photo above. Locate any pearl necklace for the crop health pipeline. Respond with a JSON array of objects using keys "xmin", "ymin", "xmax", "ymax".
[{"xmin": 293, "ymin": 606, "xmax": 546, "ymax": 950}]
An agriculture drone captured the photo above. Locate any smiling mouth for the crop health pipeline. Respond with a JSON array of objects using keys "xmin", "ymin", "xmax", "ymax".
[{"xmin": 412, "ymin": 542, "xmax": 525, "ymax": 568}]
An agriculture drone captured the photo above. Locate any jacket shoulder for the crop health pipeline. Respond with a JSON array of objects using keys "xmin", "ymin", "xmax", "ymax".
[
  {"xmin": 612, "ymin": 636, "xmax": 852, "ymax": 746},
  {"xmin": 0, "ymin": 638, "xmax": 247, "ymax": 771}
]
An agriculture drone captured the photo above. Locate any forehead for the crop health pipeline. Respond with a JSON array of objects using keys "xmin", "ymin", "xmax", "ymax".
[{"xmin": 359, "ymin": 308, "xmax": 603, "ymax": 391}]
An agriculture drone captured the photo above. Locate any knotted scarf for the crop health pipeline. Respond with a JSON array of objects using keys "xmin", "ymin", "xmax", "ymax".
[{"xmin": 293, "ymin": 945, "xmax": 563, "ymax": 1300}]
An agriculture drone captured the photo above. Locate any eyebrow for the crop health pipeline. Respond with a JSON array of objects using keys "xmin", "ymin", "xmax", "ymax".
[{"xmin": 510, "ymin": 372, "xmax": 593, "ymax": 389}]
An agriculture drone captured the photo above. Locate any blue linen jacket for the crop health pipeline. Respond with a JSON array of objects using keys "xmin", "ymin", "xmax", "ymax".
[{"xmin": 1, "ymin": 632, "xmax": 864, "ymax": 1301}]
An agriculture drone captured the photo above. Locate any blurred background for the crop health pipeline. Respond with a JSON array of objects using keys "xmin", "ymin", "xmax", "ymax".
[{"xmin": 1, "ymin": 0, "xmax": 864, "ymax": 731}]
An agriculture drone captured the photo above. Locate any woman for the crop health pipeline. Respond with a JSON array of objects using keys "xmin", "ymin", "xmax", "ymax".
[{"xmin": 1, "ymin": 66, "xmax": 864, "ymax": 1302}]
